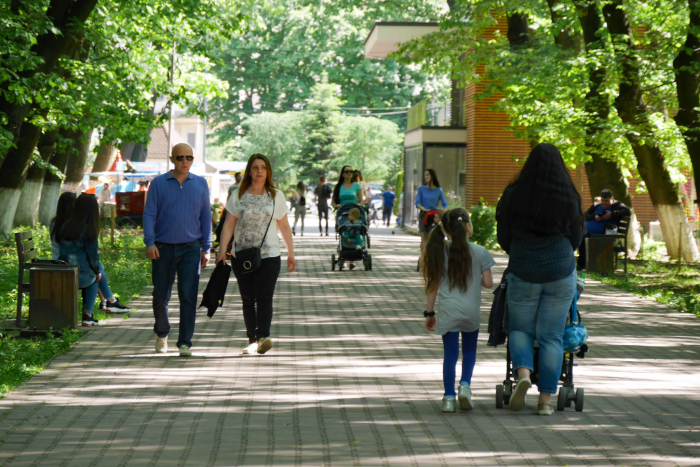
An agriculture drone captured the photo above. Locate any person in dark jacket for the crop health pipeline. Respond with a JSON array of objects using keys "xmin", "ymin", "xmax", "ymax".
[
  {"xmin": 496, "ymin": 143, "xmax": 583, "ymax": 416},
  {"xmin": 576, "ymin": 189, "xmax": 631, "ymax": 270}
]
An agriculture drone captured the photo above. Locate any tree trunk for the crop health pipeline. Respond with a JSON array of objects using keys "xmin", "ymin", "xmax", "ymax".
[
  {"xmin": 63, "ymin": 129, "xmax": 91, "ymax": 188},
  {"xmin": 603, "ymin": 0, "xmax": 699, "ymax": 261},
  {"xmin": 0, "ymin": 0, "xmax": 98, "ymax": 171},
  {"xmin": 673, "ymin": 0, "xmax": 700, "ymax": 189},
  {"xmin": 38, "ymin": 128, "xmax": 74, "ymax": 225},
  {"xmin": 0, "ymin": 119, "xmax": 47, "ymax": 234},
  {"xmin": 13, "ymin": 130, "xmax": 58, "ymax": 227},
  {"xmin": 573, "ymin": 0, "xmax": 641, "ymax": 253},
  {"xmin": 90, "ymin": 140, "xmax": 113, "ymax": 178}
]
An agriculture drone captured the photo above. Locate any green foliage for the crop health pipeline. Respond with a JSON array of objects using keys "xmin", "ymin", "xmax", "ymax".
[
  {"xmin": 209, "ymin": 78, "xmax": 404, "ymax": 186},
  {"xmin": 470, "ymin": 201, "xmax": 497, "ymax": 249},
  {"xmin": 209, "ymin": 0, "xmax": 450, "ymax": 138},
  {"xmin": 0, "ymin": 328, "xmax": 83, "ymax": 398},
  {"xmin": 392, "ymin": 0, "xmax": 695, "ymax": 177},
  {"xmin": 636, "ymin": 236, "xmax": 665, "ymax": 262},
  {"xmin": 394, "ymin": 171, "xmax": 404, "ymax": 215}
]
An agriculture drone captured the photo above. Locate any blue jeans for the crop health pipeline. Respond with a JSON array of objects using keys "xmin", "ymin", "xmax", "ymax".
[
  {"xmin": 81, "ymin": 262, "xmax": 114, "ymax": 313},
  {"xmin": 442, "ymin": 330, "xmax": 479, "ymax": 397},
  {"xmin": 152, "ymin": 241, "xmax": 201, "ymax": 348},
  {"xmin": 507, "ymin": 270, "xmax": 576, "ymax": 394}
]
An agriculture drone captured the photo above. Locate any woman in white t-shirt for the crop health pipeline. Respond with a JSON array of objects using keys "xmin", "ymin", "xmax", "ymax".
[{"xmin": 216, "ymin": 154, "xmax": 296, "ymax": 355}]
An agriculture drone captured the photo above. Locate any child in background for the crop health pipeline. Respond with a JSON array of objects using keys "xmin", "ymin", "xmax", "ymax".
[
  {"xmin": 422, "ymin": 208, "xmax": 495, "ymax": 412},
  {"xmin": 342, "ymin": 207, "xmax": 364, "ymax": 250}
]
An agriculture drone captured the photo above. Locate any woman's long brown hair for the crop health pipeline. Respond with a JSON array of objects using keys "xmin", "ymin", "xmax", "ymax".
[
  {"xmin": 238, "ymin": 153, "xmax": 277, "ymax": 199},
  {"xmin": 422, "ymin": 208, "xmax": 473, "ymax": 294}
]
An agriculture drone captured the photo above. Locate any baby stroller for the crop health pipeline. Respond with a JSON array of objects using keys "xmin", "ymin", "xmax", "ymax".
[
  {"xmin": 331, "ymin": 203, "xmax": 372, "ymax": 271},
  {"xmin": 489, "ymin": 272, "xmax": 588, "ymax": 412}
]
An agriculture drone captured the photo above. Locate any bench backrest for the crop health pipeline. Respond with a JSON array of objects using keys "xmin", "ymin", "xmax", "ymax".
[
  {"xmin": 15, "ymin": 230, "xmax": 37, "ymax": 291},
  {"xmin": 617, "ymin": 216, "xmax": 631, "ymax": 236}
]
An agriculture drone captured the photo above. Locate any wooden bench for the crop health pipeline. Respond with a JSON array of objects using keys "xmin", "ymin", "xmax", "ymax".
[
  {"xmin": 15, "ymin": 230, "xmax": 79, "ymax": 329},
  {"xmin": 586, "ymin": 216, "xmax": 631, "ymax": 275}
]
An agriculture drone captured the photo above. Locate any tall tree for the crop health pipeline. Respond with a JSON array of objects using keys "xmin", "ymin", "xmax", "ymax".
[{"xmin": 603, "ymin": 0, "xmax": 698, "ymax": 260}]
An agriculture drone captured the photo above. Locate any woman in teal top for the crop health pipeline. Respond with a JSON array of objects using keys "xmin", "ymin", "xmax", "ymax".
[{"xmin": 332, "ymin": 165, "xmax": 366, "ymax": 208}]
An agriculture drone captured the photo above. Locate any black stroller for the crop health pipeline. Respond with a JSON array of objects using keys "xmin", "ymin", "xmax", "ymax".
[
  {"xmin": 489, "ymin": 272, "xmax": 588, "ymax": 412},
  {"xmin": 331, "ymin": 203, "xmax": 372, "ymax": 271}
]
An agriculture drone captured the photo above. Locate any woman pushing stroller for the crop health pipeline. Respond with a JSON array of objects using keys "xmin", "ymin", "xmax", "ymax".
[
  {"xmin": 495, "ymin": 143, "xmax": 583, "ymax": 415},
  {"xmin": 422, "ymin": 208, "xmax": 495, "ymax": 412}
]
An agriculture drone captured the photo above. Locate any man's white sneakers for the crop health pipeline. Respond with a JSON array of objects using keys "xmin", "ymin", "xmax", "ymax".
[
  {"xmin": 178, "ymin": 346, "xmax": 192, "ymax": 357},
  {"xmin": 242, "ymin": 342, "xmax": 258, "ymax": 354},
  {"xmin": 155, "ymin": 337, "xmax": 168, "ymax": 354}
]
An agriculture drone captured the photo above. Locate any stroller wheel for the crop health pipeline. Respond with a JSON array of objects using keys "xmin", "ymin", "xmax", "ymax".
[
  {"xmin": 338, "ymin": 260, "xmax": 344, "ymax": 271},
  {"xmin": 367, "ymin": 236, "xmax": 371, "ymax": 249},
  {"xmin": 331, "ymin": 254, "xmax": 336, "ymax": 271},
  {"xmin": 368, "ymin": 255, "xmax": 372, "ymax": 270},
  {"xmin": 575, "ymin": 388, "xmax": 584, "ymax": 412},
  {"xmin": 363, "ymin": 258, "xmax": 370, "ymax": 271},
  {"xmin": 495, "ymin": 384, "xmax": 504, "ymax": 409},
  {"xmin": 557, "ymin": 387, "xmax": 568, "ymax": 411}
]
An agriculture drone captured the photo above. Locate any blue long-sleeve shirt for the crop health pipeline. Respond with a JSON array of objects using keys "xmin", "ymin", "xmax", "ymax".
[
  {"xmin": 415, "ymin": 185, "xmax": 448, "ymax": 210},
  {"xmin": 143, "ymin": 171, "xmax": 212, "ymax": 252}
]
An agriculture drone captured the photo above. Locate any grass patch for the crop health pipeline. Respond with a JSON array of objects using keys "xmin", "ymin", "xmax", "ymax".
[
  {"xmin": 589, "ymin": 260, "xmax": 700, "ymax": 317},
  {"xmin": 0, "ymin": 226, "xmax": 150, "ymax": 397},
  {"xmin": 0, "ymin": 225, "xmax": 150, "ymax": 322},
  {"xmin": 0, "ymin": 329, "xmax": 83, "ymax": 398}
]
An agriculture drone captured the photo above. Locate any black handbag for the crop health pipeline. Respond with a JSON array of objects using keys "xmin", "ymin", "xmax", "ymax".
[{"xmin": 232, "ymin": 194, "xmax": 275, "ymax": 275}]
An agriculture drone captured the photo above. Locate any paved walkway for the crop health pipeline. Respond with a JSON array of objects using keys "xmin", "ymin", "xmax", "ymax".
[{"xmin": 1, "ymin": 220, "xmax": 699, "ymax": 466}]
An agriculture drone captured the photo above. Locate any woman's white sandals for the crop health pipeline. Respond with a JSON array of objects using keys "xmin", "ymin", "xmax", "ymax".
[
  {"xmin": 508, "ymin": 376, "xmax": 531, "ymax": 411},
  {"xmin": 242, "ymin": 342, "xmax": 258, "ymax": 354},
  {"xmin": 538, "ymin": 403, "xmax": 554, "ymax": 416}
]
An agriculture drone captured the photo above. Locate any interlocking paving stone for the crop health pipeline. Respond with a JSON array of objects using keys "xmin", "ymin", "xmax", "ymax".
[{"xmin": 1, "ymin": 220, "xmax": 699, "ymax": 466}]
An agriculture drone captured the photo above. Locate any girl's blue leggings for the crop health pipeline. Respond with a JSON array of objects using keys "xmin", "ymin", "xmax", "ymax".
[{"xmin": 442, "ymin": 330, "xmax": 479, "ymax": 397}]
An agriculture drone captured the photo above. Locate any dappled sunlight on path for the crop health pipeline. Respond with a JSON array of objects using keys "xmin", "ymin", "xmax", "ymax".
[{"xmin": 0, "ymin": 221, "xmax": 699, "ymax": 466}]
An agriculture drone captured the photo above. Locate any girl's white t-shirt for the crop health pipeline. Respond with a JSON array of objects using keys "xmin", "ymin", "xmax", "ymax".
[
  {"xmin": 226, "ymin": 188, "xmax": 288, "ymax": 259},
  {"xmin": 435, "ymin": 242, "xmax": 496, "ymax": 335}
]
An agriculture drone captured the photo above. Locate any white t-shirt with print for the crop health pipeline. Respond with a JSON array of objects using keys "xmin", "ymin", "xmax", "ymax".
[{"xmin": 226, "ymin": 188, "xmax": 288, "ymax": 259}]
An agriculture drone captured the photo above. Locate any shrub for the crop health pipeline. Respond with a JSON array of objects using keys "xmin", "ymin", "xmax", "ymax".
[{"xmin": 470, "ymin": 200, "xmax": 498, "ymax": 249}]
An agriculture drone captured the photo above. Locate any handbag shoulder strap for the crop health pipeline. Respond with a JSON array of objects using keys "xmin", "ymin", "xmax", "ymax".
[
  {"xmin": 258, "ymin": 191, "xmax": 275, "ymax": 249},
  {"xmin": 231, "ymin": 190, "xmax": 276, "ymax": 249}
]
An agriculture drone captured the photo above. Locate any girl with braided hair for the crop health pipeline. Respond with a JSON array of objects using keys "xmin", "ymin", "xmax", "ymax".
[{"xmin": 422, "ymin": 207, "xmax": 495, "ymax": 413}]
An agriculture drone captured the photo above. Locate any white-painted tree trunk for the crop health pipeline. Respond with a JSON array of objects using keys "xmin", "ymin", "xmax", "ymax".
[
  {"xmin": 38, "ymin": 181, "xmax": 61, "ymax": 226},
  {"xmin": 627, "ymin": 208, "xmax": 642, "ymax": 257},
  {"xmin": 13, "ymin": 179, "xmax": 44, "ymax": 227},
  {"xmin": 656, "ymin": 203, "xmax": 700, "ymax": 261},
  {"xmin": 0, "ymin": 188, "xmax": 22, "ymax": 235}
]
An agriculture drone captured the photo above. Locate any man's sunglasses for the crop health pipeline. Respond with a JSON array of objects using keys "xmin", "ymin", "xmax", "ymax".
[
  {"xmin": 343, "ymin": 170, "xmax": 353, "ymax": 174},
  {"xmin": 175, "ymin": 155, "xmax": 194, "ymax": 161}
]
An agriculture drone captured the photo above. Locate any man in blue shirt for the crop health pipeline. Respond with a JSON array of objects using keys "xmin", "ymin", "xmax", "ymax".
[
  {"xmin": 381, "ymin": 187, "xmax": 397, "ymax": 227},
  {"xmin": 143, "ymin": 143, "xmax": 212, "ymax": 357},
  {"xmin": 577, "ymin": 189, "xmax": 631, "ymax": 270}
]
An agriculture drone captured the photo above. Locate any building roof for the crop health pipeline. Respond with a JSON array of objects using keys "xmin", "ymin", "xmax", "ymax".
[{"xmin": 146, "ymin": 125, "xmax": 216, "ymax": 173}]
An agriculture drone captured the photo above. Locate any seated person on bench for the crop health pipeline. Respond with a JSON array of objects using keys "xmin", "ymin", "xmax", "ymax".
[{"xmin": 577, "ymin": 189, "xmax": 631, "ymax": 270}]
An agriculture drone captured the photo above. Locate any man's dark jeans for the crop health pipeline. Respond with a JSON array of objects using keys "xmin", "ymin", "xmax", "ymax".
[
  {"xmin": 383, "ymin": 206, "xmax": 393, "ymax": 226},
  {"xmin": 234, "ymin": 256, "xmax": 281, "ymax": 342},
  {"xmin": 152, "ymin": 241, "xmax": 201, "ymax": 348}
]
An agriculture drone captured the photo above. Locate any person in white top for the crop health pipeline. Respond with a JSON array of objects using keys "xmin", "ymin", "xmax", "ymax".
[
  {"xmin": 98, "ymin": 183, "xmax": 111, "ymax": 205},
  {"xmin": 216, "ymin": 154, "xmax": 296, "ymax": 355}
]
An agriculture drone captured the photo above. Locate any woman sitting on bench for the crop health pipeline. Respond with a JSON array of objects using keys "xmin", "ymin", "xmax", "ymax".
[{"xmin": 56, "ymin": 193, "xmax": 129, "ymax": 326}]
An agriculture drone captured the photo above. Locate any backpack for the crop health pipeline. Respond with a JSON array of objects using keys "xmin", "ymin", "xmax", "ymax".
[{"xmin": 298, "ymin": 192, "xmax": 306, "ymax": 206}]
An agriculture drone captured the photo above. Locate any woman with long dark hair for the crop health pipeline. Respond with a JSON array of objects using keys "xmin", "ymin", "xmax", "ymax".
[
  {"xmin": 496, "ymin": 143, "xmax": 583, "ymax": 416},
  {"xmin": 416, "ymin": 168, "xmax": 448, "ymax": 265},
  {"xmin": 50, "ymin": 192, "xmax": 77, "ymax": 260},
  {"xmin": 58, "ymin": 194, "xmax": 130, "ymax": 325},
  {"xmin": 216, "ymin": 154, "xmax": 296, "ymax": 355},
  {"xmin": 332, "ymin": 165, "xmax": 365, "ymax": 208}
]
